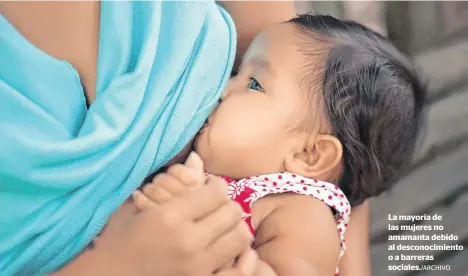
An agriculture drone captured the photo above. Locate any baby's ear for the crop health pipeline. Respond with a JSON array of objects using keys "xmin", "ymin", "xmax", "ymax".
[{"xmin": 284, "ymin": 134, "xmax": 343, "ymax": 180}]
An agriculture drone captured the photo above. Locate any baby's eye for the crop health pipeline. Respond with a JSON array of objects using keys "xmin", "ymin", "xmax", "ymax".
[{"xmin": 247, "ymin": 77, "xmax": 264, "ymax": 92}]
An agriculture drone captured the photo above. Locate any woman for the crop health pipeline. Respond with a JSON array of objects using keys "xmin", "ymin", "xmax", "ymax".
[{"xmin": 0, "ymin": 1, "xmax": 370, "ymax": 275}]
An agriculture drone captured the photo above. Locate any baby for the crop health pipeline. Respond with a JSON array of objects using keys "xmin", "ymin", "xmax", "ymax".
[{"xmin": 137, "ymin": 14, "xmax": 425, "ymax": 275}]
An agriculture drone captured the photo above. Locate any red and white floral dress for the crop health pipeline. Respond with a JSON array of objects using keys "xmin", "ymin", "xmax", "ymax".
[{"xmin": 219, "ymin": 172, "xmax": 350, "ymax": 276}]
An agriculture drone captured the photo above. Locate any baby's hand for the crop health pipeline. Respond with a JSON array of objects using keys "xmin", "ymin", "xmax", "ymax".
[{"xmin": 141, "ymin": 152, "xmax": 205, "ymax": 205}]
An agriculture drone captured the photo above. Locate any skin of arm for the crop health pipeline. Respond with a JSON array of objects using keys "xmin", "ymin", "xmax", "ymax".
[
  {"xmin": 251, "ymin": 194, "xmax": 341, "ymax": 276},
  {"xmin": 216, "ymin": 1, "xmax": 297, "ymax": 68},
  {"xmin": 49, "ymin": 200, "xmax": 138, "ymax": 276},
  {"xmin": 50, "ymin": 246, "xmax": 118, "ymax": 276},
  {"xmin": 338, "ymin": 200, "xmax": 372, "ymax": 276}
]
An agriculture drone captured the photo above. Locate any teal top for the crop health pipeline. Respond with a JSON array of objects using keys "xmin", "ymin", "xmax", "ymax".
[{"xmin": 0, "ymin": 1, "xmax": 236, "ymax": 275}]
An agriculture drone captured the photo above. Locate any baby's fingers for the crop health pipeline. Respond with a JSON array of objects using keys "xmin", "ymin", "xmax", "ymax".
[
  {"xmin": 143, "ymin": 173, "xmax": 185, "ymax": 204},
  {"xmin": 132, "ymin": 190, "xmax": 154, "ymax": 211},
  {"xmin": 166, "ymin": 152, "xmax": 205, "ymax": 188},
  {"xmin": 184, "ymin": 151, "xmax": 204, "ymax": 175}
]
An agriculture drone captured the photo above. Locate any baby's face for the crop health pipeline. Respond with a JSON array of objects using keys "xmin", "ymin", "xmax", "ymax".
[{"xmin": 195, "ymin": 24, "xmax": 312, "ymax": 179}]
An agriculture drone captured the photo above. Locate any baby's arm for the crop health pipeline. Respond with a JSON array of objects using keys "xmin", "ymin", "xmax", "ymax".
[{"xmin": 251, "ymin": 193, "xmax": 340, "ymax": 276}]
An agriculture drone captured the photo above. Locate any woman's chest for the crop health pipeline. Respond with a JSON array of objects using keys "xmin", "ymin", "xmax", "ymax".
[{"xmin": 0, "ymin": 2, "xmax": 100, "ymax": 105}]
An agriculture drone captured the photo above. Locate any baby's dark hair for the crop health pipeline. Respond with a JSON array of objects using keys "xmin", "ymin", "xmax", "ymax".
[{"xmin": 288, "ymin": 14, "xmax": 426, "ymax": 206}]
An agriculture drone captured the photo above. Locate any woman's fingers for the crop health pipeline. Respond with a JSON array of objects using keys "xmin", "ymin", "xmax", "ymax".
[
  {"xmin": 207, "ymin": 221, "xmax": 253, "ymax": 271},
  {"xmin": 196, "ymin": 201, "xmax": 247, "ymax": 247},
  {"xmin": 142, "ymin": 169, "xmax": 253, "ymax": 273},
  {"xmin": 201, "ymin": 200, "xmax": 248, "ymax": 244}
]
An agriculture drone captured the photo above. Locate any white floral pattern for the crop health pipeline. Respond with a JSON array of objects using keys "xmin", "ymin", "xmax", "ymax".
[
  {"xmin": 241, "ymin": 211, "xmax": 251, "ymax": 220},
  {"xmin": 227, "ymin": 181, "xmax": 246, "ymax": 199},
  {"xmin": 243, "ymin": 192, "xmax": 260, "ymax": 206}
]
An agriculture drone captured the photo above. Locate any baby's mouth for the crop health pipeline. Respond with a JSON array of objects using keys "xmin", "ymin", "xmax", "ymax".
[
  {"xmin": 198, "ymin": 125, "xmax": 207, "ymax": 137},
  {"xmin": 200, "ymin": 117, "xmax": 211, "ymax": 133}
]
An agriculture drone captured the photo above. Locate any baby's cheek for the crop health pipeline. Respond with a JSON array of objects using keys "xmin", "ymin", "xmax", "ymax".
[{"xmin": 202, "ymin": 134, "xmax": 250, "ymax": 174}]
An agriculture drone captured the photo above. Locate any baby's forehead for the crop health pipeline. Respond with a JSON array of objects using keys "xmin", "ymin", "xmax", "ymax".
[
  {"xmin": 247, "ymin": 24, "xmax": 300, "ymax": 60},
  {"xmin": 248, "ymin": 24, "xmax": 325, "ymax": 72},
  {"xmin": 245, "ymin": 24, "xmax": 326, "ymax": 89}
]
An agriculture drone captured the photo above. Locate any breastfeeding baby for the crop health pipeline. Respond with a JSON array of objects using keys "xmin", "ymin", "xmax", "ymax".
[{"xmin": 135, "ymin": 14, "xmax": 425, "ymax": 275}]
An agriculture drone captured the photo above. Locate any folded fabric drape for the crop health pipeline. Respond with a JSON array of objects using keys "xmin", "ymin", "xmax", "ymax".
[{"xmin": 0, "ymin": 2, "xmax": 236, "ymax": 274}]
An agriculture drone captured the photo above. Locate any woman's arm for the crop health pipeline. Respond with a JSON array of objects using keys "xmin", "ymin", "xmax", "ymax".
[
  {"xmin": 51, "ymin": 173, "xmax": 257, "ymax": 276},
  {"xmin": 50, "ymin": 243, "xmax": 119, "ymax": 276},
  {"xmin": 338, "ymin": 200, "xmax": 372, "ymax": 276},
  {"xmin": 216, "ymin": 1, "xmax": 297, "ymax": 68}
]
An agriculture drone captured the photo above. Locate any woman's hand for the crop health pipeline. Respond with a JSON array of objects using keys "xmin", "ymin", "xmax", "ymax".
[
  {"xmin": 132, "ymin": 152, "xmax": 258, "ymax": 275},
  {"xmin": 140, "ymin": 153, "xmax": 260, "ymax": 276},
  {"xmin": 103, "ymin": 154, "xmax": 255, "ymax": 275},
  {"xmin": 53, "ymin": 152, "xmax": 257, "ymax": 276},
  {"xmin": 120, "ymin": 186, "xmax": 256, "ymax": 275}
]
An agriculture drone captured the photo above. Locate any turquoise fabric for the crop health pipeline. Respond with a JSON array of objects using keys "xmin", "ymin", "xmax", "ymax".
[{"xmin": 0, "ymin": 1, "xmax": 236, "ymax": 275}]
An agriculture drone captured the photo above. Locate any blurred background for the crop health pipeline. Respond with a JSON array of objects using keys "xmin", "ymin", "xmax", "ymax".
[{"xmin": 295, "ymin": 1, "xmax": 468, "ymax": 275}]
